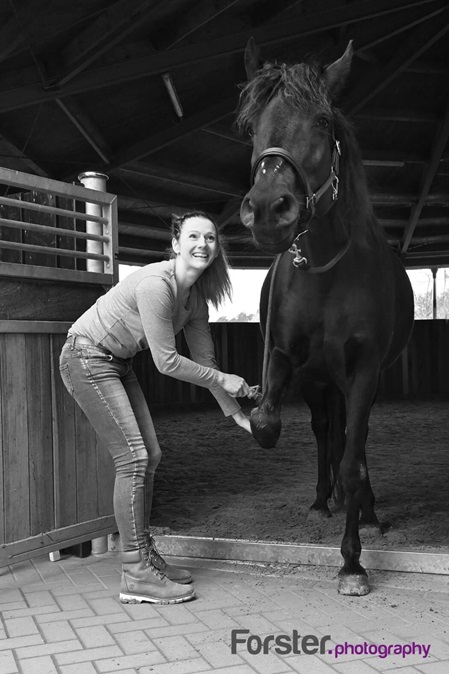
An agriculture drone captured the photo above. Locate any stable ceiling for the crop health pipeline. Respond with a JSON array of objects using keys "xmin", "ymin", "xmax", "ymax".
[{"xmin": 0, "ymin": 0, "xmax": 448, "ymax": 269}]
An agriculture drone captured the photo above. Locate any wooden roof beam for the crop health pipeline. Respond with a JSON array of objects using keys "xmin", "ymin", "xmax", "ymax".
[
  {"xmin": 345, "ymin": 13, "xmax": 449, "ymax": 115},
  {"xmin": 401, "ymin": 98, "xmax": 449, "ymax": 254},
  {"xmin": 106, "ymin": 95, "xmax": 238, "ymax": 169},
  {"xmin": 371, "ymin": 192, "xmax": 449, "ymax": 205},
  {"xmin": 159, "ymin": 0, "xmax": 241, "ymax": 50},
  {"xmin": 119, "ymin": 162, "xmax": 243, "ymax": 198},
  {"xmin": 356, "ymin": 108, "xmax": 438, "ymax": 123},
  {"xmin": 353, "ymin": 1, "xmax": 446, "ymax": 55},
  {"xmin": 0, "ymin": 0, "xmax": 440, "ymax": 113},
  {"xmin": 0, "ymin": 133, "xmax": 49, "ymax": 178},
  {"xmin": 0, "ymin": 4, "xmax": 27, "ymax": 63},
  {"xmin": 47, "ymin": 0, "xmax": 161, "ymax": 88},
  {"xmin": 217, "ymin": 198, "xmax": 243, "ymax": 230},
  {"xmin": 55, "ymin": 97, "xmax": 112, "ymax": 164}
]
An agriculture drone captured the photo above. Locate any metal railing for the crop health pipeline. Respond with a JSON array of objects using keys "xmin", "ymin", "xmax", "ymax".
[{"xmin": 0, "ymin": 167, "xmax": 118, "ymax": 286}]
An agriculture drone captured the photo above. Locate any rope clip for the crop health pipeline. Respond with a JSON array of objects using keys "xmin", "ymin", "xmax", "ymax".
[{"xmin": 288, "ymin": 229, "xmax": 309, "ymax": 267}]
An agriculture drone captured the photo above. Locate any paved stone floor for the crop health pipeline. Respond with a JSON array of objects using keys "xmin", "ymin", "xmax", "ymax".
[{"xmin": 0, "ymin": 551, "xmax": 448, "ymax": 674}]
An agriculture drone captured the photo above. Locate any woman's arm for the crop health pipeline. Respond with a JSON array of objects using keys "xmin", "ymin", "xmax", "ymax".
[
  {"xmin": 136, "ymin": 276, "xmax": 222, "ymax": 387},
  {"xmin": 136, "ymin": 276, "xmax": 249, "ymax": 401},
  {"xmin": 183, "ymin": 300, "xmax": 251, "ymax": 417}
]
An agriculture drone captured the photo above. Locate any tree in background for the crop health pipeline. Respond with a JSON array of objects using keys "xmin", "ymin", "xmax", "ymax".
[{"xmin": 215, "ymin": 311, "xmax": 259, "ymax": 322}]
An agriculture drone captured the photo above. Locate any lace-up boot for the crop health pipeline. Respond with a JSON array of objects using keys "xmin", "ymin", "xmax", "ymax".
[
  {"xmin": 120, "ymin": 549, "xmax": 195, "ymax": 604},
  {"xmin": 145, "ymin": 533, "xmax": 192, "ymax": 584}
]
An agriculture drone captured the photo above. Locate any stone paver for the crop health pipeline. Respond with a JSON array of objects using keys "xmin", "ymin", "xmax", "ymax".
[{"xmin": 0, "ymin": 552, "xmax": 447, "ymax": 673}]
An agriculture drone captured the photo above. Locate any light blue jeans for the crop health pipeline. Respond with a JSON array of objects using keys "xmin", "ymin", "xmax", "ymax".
[{"xmin": 59, "ymin": 336, "xmax": 161, "ymax": 551}]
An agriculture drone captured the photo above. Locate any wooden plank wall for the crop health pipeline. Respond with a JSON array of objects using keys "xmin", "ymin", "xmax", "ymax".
[{"xmin": 0, "ymin": 331, "xmax": 115, "ymax": 546}]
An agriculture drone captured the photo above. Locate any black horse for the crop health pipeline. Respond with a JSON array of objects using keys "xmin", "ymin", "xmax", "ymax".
[{"xmin": 238, "ymin": 40, "xmax": 414, "ymax": 595}]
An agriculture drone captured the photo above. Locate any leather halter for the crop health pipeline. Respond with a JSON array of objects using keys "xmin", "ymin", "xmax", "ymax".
[{"xmin": 250, "ymin": 134, "xmax": 341, "ymax": 220}]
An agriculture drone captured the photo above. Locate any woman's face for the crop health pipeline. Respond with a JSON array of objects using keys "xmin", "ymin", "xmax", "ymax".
[{"xmin": 173, "ymin": 216, "xmax": 219, "ymax": 272}]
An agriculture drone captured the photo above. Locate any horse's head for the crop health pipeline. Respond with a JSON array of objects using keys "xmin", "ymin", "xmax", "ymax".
[{"xmin": 238, "ymin": 40, "xmax": 353, "ymax": 254}]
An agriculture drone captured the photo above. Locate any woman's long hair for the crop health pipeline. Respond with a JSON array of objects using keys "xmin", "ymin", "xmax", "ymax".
[{"xmin": 169, "ymin": 210, "xmax": 232, "ymax": 310}]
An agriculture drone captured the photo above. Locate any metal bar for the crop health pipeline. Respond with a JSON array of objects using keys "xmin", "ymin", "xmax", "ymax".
[
  {"xmin": 105, "ymin": 196, "xmax": 119, "ymax": 281},
  {"xmin": 0, "ymin": 167, "xmax": 115, "ymax": 204},
  {"xmin": 0, "ymin": 261, "xmax": 114, "ymax": 284},
  {"xmin": 0, "ymin": 195, "xmax": 108, "ymax": 224},
  {"xmin": 0, "ymin": 239, "xmax": 109, "ymax": 261},
  {"xmin": 0, "ymin": 216, "xmax": 108, "ymax": 242}
]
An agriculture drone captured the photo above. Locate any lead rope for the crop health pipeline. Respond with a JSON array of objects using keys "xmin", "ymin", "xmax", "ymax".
[{"xmin": 262, "ymin": 253, "xmax": 282, "ymax": 393}]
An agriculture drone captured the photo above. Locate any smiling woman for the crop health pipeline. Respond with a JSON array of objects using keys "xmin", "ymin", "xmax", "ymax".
[{"xmin": 58, "ymin": 209, "xmax": 253, "ymax": 605}]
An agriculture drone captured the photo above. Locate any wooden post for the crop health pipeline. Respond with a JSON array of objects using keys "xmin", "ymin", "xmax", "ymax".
[
  {"xmin": 77, "ymin": 172, "xmax": 109, "ymax": 273},
  {"xmin": 431, "ymin": 267, "xmax": 438, "ymax": 319}
]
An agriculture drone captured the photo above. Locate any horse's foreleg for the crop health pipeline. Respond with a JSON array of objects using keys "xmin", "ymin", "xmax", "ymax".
[
  {"xmin": 337, "ymin": 373, "xmax": 378, "ymax": 596},
  {"xmin": 250, "ymin": 347, "xmax": 291, "ymax": 449}
]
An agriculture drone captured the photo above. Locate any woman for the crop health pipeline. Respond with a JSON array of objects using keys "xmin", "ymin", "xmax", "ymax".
[{"xmin": 60, "ymin": 210, "xmax": 252, "ymax": 605}]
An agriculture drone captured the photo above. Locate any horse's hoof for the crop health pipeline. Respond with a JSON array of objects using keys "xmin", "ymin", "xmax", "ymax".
[
  {"xmin": 338, "ymin": 573, "xmax": 370, "ymax": 596},
  {"xmin": 307, "ymin": 506, "xmax": 332, "ymax": 521},
  {"xmin": 359, "ymin": 522, "xmax": 383, "ymax": 538},
  {"xmin": 250, "ymin": 410, "xmax": 281, "ymax": 449},
  {"xmin": 359, "ymin": 519, "xmax": 391, "ymax": 536}
]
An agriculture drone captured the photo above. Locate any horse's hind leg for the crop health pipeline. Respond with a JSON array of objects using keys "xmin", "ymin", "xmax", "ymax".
[
  {"xmin": 358, "ymin": 467, "xmax": 387, "ymax": 534},
  {"xmin": 302, "ymin": 382, "xmax": 333, "ymax": 519},
  {"xmin": 250, "ymin": 346, "xmax": 292, "ymax": 449}
]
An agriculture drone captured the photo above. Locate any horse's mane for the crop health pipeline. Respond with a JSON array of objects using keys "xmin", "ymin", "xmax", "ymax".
[
  {"xmin": 237, "ymin": 61, "xmax": 381, "ymax": 243},
  {"xmin": 237, "ymin": 61, "xmax": 333, "ymax": 129}
]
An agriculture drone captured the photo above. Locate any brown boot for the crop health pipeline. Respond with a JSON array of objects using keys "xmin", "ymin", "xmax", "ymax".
[
  {"xmin": 120, "ymin": 549, "xmax": 195, "ymax": 604},
  {"xmin": 146, "ymin": 533, "xmax": 192, "ymax": 584}
]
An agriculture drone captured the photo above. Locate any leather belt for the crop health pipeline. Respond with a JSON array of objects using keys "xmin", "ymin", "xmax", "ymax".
[{"xmin": 67, "ymin": 334, "xmax": 96, "ymax": 347}]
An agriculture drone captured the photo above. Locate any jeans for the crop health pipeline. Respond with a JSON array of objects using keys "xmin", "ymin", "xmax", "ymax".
[{"xmin": 59, "ymin": 337, "xmax": 161, "ymax": 552}]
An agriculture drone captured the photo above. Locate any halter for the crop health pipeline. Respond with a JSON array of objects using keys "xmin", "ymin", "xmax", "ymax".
[
  {"xmin": 250, "ymin": 127, "xmax": 349, "ymax": 273},
  {"xmin": 250, "ymin": 131, "xmax": 341, "ymax": 220}
]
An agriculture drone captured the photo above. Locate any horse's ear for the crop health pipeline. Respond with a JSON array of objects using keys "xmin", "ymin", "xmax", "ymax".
[
  {"xmin": 323, "ymin": 41, "xmax": 353, "ymax": 98},
  {"xmin": 244, "ymin": 36, "xmax": 261, "ymax": 81}
]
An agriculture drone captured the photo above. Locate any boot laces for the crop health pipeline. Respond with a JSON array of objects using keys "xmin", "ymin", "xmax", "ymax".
[
  {"xmin": 147, "ymin": 535, "xmax": 167, "ymax": 572},
  {"xmin": 142, "ymin": 549, "xmax": 166, "ymax": 581}
]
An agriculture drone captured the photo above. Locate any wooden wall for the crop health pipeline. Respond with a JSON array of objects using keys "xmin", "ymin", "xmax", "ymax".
[{"xmin": 0, "ymin": 331, "xmax": 115, "ymax": 548}]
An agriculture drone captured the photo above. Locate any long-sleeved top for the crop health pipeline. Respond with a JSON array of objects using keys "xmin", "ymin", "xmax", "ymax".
[{"xmin": 68, "ymin": 258, "xmax": 240, "ymax": 416}]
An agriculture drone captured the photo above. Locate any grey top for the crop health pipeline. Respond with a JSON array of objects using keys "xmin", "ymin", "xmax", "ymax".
[{"xmin": 69, "ymin": 259, "xmax": 240, "ymax": 416}]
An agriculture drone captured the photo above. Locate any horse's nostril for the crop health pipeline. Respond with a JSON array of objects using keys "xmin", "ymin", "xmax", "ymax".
[{"xmin": 270, "ymin": 193, "xmax": 299, "ymax": 222}]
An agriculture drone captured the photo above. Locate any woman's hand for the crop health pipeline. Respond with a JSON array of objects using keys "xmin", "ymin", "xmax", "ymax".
[
  {"xmin": 232, "ymin": 410, "xmax": 252, "ymax": 434},
  {"xmin": 219, "ymin": 373, "xmax": 250, "ymax": 398}
]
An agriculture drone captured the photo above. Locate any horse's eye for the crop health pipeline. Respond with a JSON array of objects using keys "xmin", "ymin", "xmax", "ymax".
[{"xmin": 317, "ymin": 117, "xmax": 330, "ymax": 130}]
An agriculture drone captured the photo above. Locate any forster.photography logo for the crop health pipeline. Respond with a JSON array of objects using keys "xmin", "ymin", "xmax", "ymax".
[{"xmin": 231, "ymin": 629, "xmax": 431, "ymax": 661}]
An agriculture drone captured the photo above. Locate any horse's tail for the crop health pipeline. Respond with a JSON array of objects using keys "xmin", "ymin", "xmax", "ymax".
[{"xmin": 327, "ymin": 387, "xmax": 346, "ymax": 509}]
